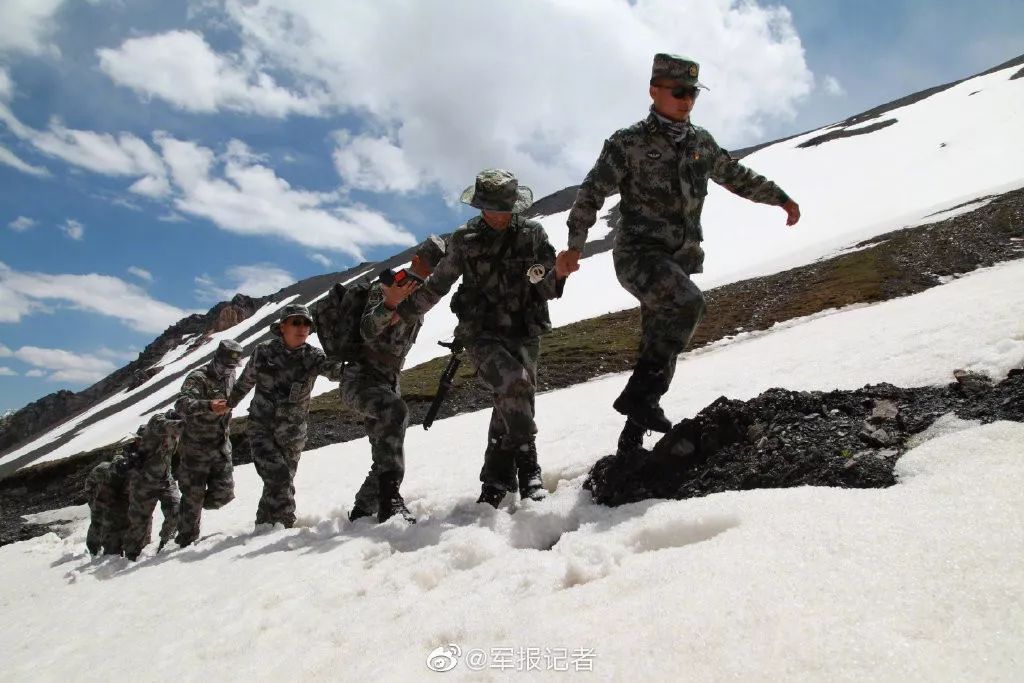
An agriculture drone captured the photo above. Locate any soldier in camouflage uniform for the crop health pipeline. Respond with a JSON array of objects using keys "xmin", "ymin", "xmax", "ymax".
[
  {"xmin": 85, "ymin": 452, "xmax": 132, "ymax": 556},
  {"xmin": 346, "ymin": 236, "xmax": 446, "ymax": 524},
  {"xmin": 174, "ymin": 339, "xmax": 243, "ymax": 547},
  {"xmin": 228, "ymin": 304, "xmax": 347, "ymax": 529},
  {"xmin": 560, "ymin": 53, "xmax": 801, "ymax": 451},
  {"xmin": 122, "ymin": 410, "xmax": 185, "ymax": 561},
  {"xmin": 399, "ymin": 169, "xmax": 571, "ymax": 507}
]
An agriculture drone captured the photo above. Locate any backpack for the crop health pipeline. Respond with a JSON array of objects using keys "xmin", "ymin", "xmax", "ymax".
[{"xmin": 311, "ymin": 278, "xmax": 372, "ymax": 360}]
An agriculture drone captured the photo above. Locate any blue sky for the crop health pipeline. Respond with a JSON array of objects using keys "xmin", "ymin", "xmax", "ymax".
[{"xmin": 1, "ymin": 0, "xmax": 1021, "ymax": 413}]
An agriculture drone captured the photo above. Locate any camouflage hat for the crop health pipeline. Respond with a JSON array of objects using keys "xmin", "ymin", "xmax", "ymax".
[
  {"xmin": 271, "ymin": 303, "xmax": 314, "ymax": 336},
  {"xmin": 415, "ymin": 234, "xmax": 447, "ymax": 268},
  {"xmin": 460, "ymin": 169, "xmax": 533, "ymax": 213},
  {"xmin": 213, "ymin": 339, "xmax": 244, "ymax": 367},
  {"xmin": 651, "ymin": 53, "xmax": 708, "ymax": 90}
]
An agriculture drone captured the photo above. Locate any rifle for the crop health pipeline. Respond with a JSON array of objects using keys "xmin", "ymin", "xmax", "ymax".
[{"xmin": 423, "ymin": 340, "xmax": 463, "ymax": 430}]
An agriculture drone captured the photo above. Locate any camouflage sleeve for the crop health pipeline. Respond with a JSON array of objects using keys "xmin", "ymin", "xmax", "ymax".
[
  {"xmin": 400, "ymin": 236, "xmax": 464, "ymax": 318},
  {"xmin": 533, "ymin": 224, "xmax": 565, "ymax": 300},
  {"xmin": 313, "ymin": 348, "xmax": 345, "ymax": 382},
  {"xmin": 360, "ymin": 285, "xmax": 395, "ymax": 340},
  {"xmin": 709, "ymin": 136, "xmax": 790, "ymax": 206},
  {"xmin": 566, "ymin": 136, "xmax": 628, "ymax": 251},
  {"xmin": 175, "ymin": 372, "xmax": 211, "ymax": 416},
  {"xmin": 228, "ymin": 348, "xmax": 259, "ymax": 407}
]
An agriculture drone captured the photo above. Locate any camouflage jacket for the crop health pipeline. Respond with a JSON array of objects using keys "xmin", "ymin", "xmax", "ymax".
[
  {"xmin": 359, "ymin": 282, "xmax": 422, "ymax": 375},
  {"xmin": 175, "ymin": 366, "xmax": 234, "ymax": 454},
  {"xmin": 401, "ymin": 215, "xmax": 565, "ymax": 340},
  {"xmin": 228, "ymin": 338, "xmax": 345, "ymax": 445},
  {"xmin": 130, "ymin": 412, "xmax": 185, "ymax": 483},
  {"xmin": 567, "ymin": 112, "xmax": 790, "ymax": 254}
]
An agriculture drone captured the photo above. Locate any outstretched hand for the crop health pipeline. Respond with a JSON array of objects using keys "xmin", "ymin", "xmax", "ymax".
[
  {"xmin": 209, "ymin": 399, "xmax": 229, "ymax": 415},
  {"xmin": 382, "ymin": 280, "xmax": 419, "ymax": 309},
  {"xmin": 783, "ymin": 199, "xmax": 801, "ymax": 226},
  {"xmin": 555, "ymin": 249, "xmax": 581, "ymax": 279}
]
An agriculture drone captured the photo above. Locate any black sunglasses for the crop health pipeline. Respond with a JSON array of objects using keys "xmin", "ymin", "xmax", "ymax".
[
  {"xmin": 287, "ymin": 318, "xmax": 313, "ymax": 328},
  {"xmin": 656, "ymin": 84, "xmax": 700, "ymax": 100}
]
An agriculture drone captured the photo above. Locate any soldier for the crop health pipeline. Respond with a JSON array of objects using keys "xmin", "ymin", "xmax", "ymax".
[
  {"xmin": 346, "ymin": 236, "xmax": 446, "ymax": 524},
  {"xmin": 558, "ymin": 53, "xmax": 801, "ymax": 452},
  {"xmin": 122, "ymin": 410, "xmax": 185, "ymax": 561},
  {"xmin": 398, "ymin": 169, "xmax": 571, "ymax": 507},
  {"xmin": 84, "ymin": 452, "xmax": 132, "ymax": 556},
  {"xmin": 174, "ymin": 339, "xmax": 243, "ymax": 547},
  {"xmin": 228, "ymin": 304, "xmax": 347, "ymax": 529}
]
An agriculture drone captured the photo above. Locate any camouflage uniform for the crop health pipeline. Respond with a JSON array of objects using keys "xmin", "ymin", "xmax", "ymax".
[
  {"xmin": 401, "ymin": 170, "xmax": 565, "ymax": 504},
  {"xmin": 229, "ymin": 305, "xmax": 345, "ymax": 528},
  {"xmin": 85, "ymin": 454, "xmax": 131, "ymax": 556},
  {"xmin": 122, "ymin": 410, "xmax": 185, "ymax": 560},
  {"xmin": 345, "ymin": 237, "xmax": 446, "ymax": 522},
  {"xmin": 567, "ymin": 54, "xmax": 791, "ymax": 434},
  {"xmin": 174, "ymin": 340, "xmax": 242, "ymax": 547}
]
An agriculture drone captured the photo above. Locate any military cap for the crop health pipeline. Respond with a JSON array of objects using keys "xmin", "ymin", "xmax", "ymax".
[
  {"xmin": 270, "ymin": 303, "xmax": 314, "ymax": 336},
  {"xmin": 460, "ymin": 169, "xmax": 533, "ymax": 213},
  {"xmin": 213, "ymin": 339, "xmax": 244, "ymax": 367},
  {"xmin": 651, "ymin": 53, "xmax": 708, "ymax": 90}
]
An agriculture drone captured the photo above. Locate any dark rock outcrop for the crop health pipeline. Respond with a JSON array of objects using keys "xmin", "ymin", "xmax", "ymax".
[{"xmin": 586, "ymin": 369, "xmax": 1024, "ymax": 506}]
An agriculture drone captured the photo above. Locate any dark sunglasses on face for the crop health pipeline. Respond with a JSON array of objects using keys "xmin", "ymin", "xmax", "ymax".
[
  {"xmin": 287, "ymin": 318, "xmax": 313, "ymax": 328},
  {"xmin": 657, "ymin": 85, "xmax": 700, "ymax": 100}
]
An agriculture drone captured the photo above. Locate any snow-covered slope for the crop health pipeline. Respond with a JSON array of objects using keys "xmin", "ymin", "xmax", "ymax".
[
  {"xmin": 2, "ymin": 259, "xmax": 1022, "ymax": 680},
  {"xmin": 3, "ymin": 60, "xmax": 1023, "ymax": 473}
]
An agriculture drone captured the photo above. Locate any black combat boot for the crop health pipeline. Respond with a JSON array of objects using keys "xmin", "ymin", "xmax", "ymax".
[
  {"xmin": 377, "ymin": 473, "xmax": 416, "ymax": 524},
  {"xmin": 348, "ymin": 504, "xmax": 374, "ymax": 522},
  {"xmin": 616, "ymin": 418, "xmax": 646, "ymax": 455},
  {"xmin": 612, "ymin": 364, "xmax": 672, "ymax": 433},
  {"xmin": 516, "ymin": 442, "xmax": 547, "ymax": 501},
  {"xmin": 477, "ymin": 485, "xmax": 506, "ymax": 508}
]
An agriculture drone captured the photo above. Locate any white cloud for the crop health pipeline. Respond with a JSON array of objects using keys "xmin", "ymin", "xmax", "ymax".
[
  {"xmin": 158, "ymin": 135, "xmax": 415, "ymax": 258},
  {"xmin": 24, "ymin": 369, "xmax": 45, "ymax": 378},
  {"xmin": 12, "ymin": 346, "xmax": 116, "ymax": 384},
  {"xmin": 0, "ymin": 366, "xmax": 16, "ymax": 376},
  {"xmin": 332, "ymin": 131, "xmax": 423, "ymax": 193},
  {"xmin": 0, "ymin": 67, "xmax": 11, "ymax": 100},
  {"xmin": 60, "ymin": 218, "xmax": 84, "ymax": 241},
  {"xmin": 0, "ymin": 260, "xmax": 190, "ymax": 333},
  {"xmin": 308, "ymin": 253, "xmax": 331, "ymax": 268},
  {"xmin": 0, "ymin": 144, "xmax": 50, "ymax": 177},
  {"xmin": 128, "ymin": 173, "xmax": 171, "ymax": 198},
  {"xmin": 97, "ymin": 30, "xmax": 327, "ymax": 117},
  {"xmin": 0, "ymin": 0, "xmax": 64, "ymax": 57},
  {"xmin": 157, "ymin": 212, "xmax": 187, "ymax": 223},
  {"xmin": 127, "ymin": 266, "xmax": 153, "ymax": 282},
  {"xmin": 0, "ymin": 343, "xmax": 11, "ymax": 357},
  {"xmin": 222, "ymin": 0, "xmax": 813, "ymax": 196},
  {"xmin": 823, "ymin": 75, "xmax": 846, "ymax": 97},
  {"xmin": 195, "ymin": 263, "xmax": 294, "ymax": 302},
  {"xmin": 7, "ymin": 216, "xmax": 37, "ymax": 232}
]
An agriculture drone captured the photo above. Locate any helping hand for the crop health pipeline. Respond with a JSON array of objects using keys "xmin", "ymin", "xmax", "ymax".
[
  {"xmin": 555, "ymin": 249, "xmax": 581, "ymax": 279},
  {"xmin": 209, "ymin": 399, "xmax": 229, "ymax": 415},
  {"xmin": 783, "ymin": 199, "xmax": 801, "ymax": 226},
  {"xmin": 382, "ymin": 280, "xmax": 420, "ymax": 310}
]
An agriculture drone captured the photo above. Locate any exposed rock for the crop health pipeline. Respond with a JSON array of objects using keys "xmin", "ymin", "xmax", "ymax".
[{"xmin": 586, "ymin": 368, "xmax": 1024, "ymax": 507}]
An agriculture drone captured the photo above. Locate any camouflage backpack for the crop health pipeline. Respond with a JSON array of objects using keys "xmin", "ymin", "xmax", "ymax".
[{"xmin": 311, "ymin": 278, "xmax": 372, "ymax": 360}]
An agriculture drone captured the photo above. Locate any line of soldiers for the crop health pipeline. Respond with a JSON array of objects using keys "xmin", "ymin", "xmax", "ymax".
[{"xmin": 86, "ymin": 53, "xmax": 799, "ymax": 558}]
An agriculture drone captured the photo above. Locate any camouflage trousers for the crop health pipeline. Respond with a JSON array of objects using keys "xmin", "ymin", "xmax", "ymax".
[
  {"xmin": 340, "ymin": 364, "xmax": 409, "ymax": 513},
  {"xmin": 468, "ymin": 335, "xmax": 542, "ymax": 493},
  {"xmin": 250, "ymin": 424, "xmax": 303, "ymax": 528},
  {"xmin": 85, "ymin": 463, "xmax": 129, "ymax": 556},
  {"xmin": 614, "ymin": 246, "xmax": 707, "ymax": 403},
  {"xmin": 123, "ymin": 473, "xmax": 180, "ymax": 559},
  {"xmin": 176, "ymin": 442, "xmax": 235, "ymax": 546}
]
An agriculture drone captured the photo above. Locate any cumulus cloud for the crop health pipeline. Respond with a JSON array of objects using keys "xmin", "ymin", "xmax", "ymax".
[
  {"xmin": 97, "ymin": 30, "xmax": 327, "ymax": 117},
  {"xmin": 24, "ymin": 369, "xmax": 46, "ymax": 378},
  {"xmin": 823, "ymin": 75, "xmax": 846, "ymax": 97},
  {"xmin": 127, "ymin": 266, "xmax": 153, "ymax": 282},
  {"xmin": 0, "ymin": 260, "xmax": 190, "ymax": 333},
  {"xmin": 0, "ymin": 343, "xmax": 10, "ymax": 357},
  {"xmin": 195, "ymin": 263, "xmax": 295, "ymax": 302},
  {"xmin": 222, "ymin": 0, "xmax": 813, "ymax": 196},
  {"xmin": 0, "ymin": 0, "xmax": 65, "ymax": 57},
  {"xmin": 0, "ymin": 366, "xmax": 17, "ymax": 376},
  {"xmin": 60, "ymin": 218, "xmax": 84, "ymax": 240},
  {"xmin": 12, "ymin": 346, "xmax": 117, "ymax": 384},
  {"xmin": 158, "ymin": 135, "xmax": 415, "ymax": 258},
  {"xmin": 7, "ymin": 216, "xmax": 37, "ymax": 232}
]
